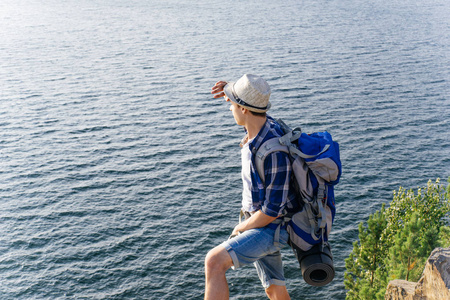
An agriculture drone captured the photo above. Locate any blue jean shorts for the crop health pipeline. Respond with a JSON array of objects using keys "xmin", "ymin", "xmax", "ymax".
[{"xmin": 220, "ymin": 225, "xmax": 289, "ymax": 288}]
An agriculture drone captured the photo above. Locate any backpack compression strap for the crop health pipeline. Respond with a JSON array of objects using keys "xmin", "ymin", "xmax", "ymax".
[{"xmin": 278, "ymin": 128, "xmax": 331, "ymax": 160}]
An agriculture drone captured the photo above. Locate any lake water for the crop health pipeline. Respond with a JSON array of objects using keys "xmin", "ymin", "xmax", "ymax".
[{"xmin": 1, "ymin": 0, "xmax": 449, "ymax": 299}]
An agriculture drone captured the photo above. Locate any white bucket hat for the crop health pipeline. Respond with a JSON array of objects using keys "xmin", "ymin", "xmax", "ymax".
[{"xmin": 223, "ymin": 74, "xmax": 271, "ymax": 113}]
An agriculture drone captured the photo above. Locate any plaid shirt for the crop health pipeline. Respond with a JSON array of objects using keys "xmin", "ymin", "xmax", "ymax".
[{"xmin": 244, "ymin": 116, "xmax": 298, "ymax": 217}]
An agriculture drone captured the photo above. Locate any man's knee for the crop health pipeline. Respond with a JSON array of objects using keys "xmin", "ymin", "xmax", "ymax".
[{"xmin": 205, "ymin": 246, "xmax": 233, "ymax": 274}]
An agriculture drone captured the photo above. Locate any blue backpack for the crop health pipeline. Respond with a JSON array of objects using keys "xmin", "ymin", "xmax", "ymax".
[{"xmin": 255, "ymin": 119, "xmax": 342, "ymax": 286}]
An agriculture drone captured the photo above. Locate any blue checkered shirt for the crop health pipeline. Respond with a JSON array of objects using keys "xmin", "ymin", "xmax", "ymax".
[{"xmin": 243, "ymin": 116, "xmax": 298, "ymax": 217}]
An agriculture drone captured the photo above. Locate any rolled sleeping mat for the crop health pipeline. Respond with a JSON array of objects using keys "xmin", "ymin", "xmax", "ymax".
[{"xmin": 292, "ymin": 242, "xmax": 335, "ymax": 287}]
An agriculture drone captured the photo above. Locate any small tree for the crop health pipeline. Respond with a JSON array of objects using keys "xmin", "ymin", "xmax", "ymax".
[
  {"xmin": 344, "ymin": 205, "xmax": 388, "ymax": 300},
  {"xmin": 438, "ymin": 225, "xmax": 450, "ymax": 247},
  {"xmin": 383, "ymin": 179, "xmax": 450, "ymax": 247},
  {"xmin": 345, "ymin": 178, "xmax": 450, "ymax": 299},
  {"xmin": 385, "ymin": 212, "xmax": 439, "ymax": 282}
]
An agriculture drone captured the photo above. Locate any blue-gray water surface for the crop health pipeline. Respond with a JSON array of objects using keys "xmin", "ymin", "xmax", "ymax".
[{"xmin": 1, "ymin": 0, "xmax": 449, "ymax": 299}]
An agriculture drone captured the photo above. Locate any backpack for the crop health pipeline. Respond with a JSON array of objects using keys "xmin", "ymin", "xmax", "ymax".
[{"xmin": 255, "ymin": 119, "xmax": 342, "ymax": 286}]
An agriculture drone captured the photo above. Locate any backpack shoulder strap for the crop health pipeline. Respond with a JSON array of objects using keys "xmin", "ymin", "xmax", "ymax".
[{"xmin": 255, "ymin": 137, "xmax": 290, "ymax": 184}]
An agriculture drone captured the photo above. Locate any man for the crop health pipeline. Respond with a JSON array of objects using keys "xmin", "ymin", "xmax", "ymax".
[{"xmin": 205, "ymin": 74, "xmax": 298, "ymax": 300}]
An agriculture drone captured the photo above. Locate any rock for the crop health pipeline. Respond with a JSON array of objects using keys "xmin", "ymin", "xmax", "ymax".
[
  {"xmin": 385, "ymin": 280, "xmax": 415, "ymax": 300},
  {"xmin": 416, "ymin": 247, "xmax": 450, "ymax": 300},
  {"xmin": 385, "ymin": 247, "xmax": 450, "ymax": 300}
]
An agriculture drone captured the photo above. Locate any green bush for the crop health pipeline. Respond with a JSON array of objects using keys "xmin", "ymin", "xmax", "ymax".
[{"xmin": 344, "ymin": 178, "xmax": 450, "ymax": 300}]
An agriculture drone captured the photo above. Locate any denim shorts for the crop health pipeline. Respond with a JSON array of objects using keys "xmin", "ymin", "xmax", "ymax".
[{"xmin": 220, "ymin": 225, "xmax": 289, "ymax": 288}]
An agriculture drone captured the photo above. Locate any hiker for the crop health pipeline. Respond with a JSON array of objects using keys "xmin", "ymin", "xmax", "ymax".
[{"xmin": 205, "ymin": 74, "xmax": 299, "ymax": 300}]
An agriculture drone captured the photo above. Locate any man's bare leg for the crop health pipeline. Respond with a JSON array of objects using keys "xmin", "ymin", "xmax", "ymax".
[
  {"xmin": 204, "ymin": 245, "xmax": 233, "ymax": 300},
  {"xmin": 265, "ymin": 284, "xmax": 291, "ymax": 300}
]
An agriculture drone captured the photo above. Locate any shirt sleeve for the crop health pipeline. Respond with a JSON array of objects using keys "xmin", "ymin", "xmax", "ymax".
[{"xmin": 260, "ymin": 151, "xmax": 292, "ymax": 217}]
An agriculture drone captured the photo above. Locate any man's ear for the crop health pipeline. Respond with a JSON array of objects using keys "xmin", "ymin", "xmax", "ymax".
[{"xmin": 241, "ymin": 106, "xmax": 248, "ymax": 114}]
